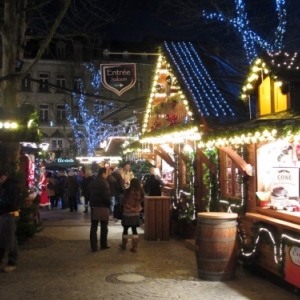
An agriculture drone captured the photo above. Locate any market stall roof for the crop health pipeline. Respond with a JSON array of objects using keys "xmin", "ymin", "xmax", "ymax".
[
  {"xmin": 260, "ymin": 51, "xmax": 300, "ymax": 80},
  {"xmin": 163, "ymin": 41, "xmax": 248, "ymax": 124}
]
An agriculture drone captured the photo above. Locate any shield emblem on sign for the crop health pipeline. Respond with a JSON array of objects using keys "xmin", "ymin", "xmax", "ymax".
[{"xmin": 100, "ymin": 63, "xmax": 136, "ymax": 96}]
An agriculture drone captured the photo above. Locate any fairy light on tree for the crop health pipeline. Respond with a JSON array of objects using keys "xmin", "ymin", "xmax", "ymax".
[
  {"xmin": 202, "ymin": 0, "xmax": 287, "ymax": 64},
  {"xmin": 65, "ymin": 63, "xmax": 115, "ymax": 156}
]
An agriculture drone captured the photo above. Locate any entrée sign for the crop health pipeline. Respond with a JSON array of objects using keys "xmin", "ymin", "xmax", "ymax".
[{"xmin": 100, "ymin": 63, "xmax": 136, "ymax": 96}]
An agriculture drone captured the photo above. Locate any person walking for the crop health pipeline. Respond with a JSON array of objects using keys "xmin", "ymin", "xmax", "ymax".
[
  {"xmin": 87, "ymin": 167, "xmax": 111, "ymax": 252},
  {"xmin": 65, "ymin": 171, "xmax": 79, "ymax": 212},
  {"xmin": 81, "ymin": 170, "xmax": 93, "ymax": 214},
  {"xmin": 0, "ymin": 170, "xmax": 20, "ymax": 273},
  {"xmin": 119, "ymin": 178, "xmax": 144, "ymax": 252}
]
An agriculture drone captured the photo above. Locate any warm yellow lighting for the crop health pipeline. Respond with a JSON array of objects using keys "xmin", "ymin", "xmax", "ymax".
[
  {"xmin": 248, "ymin": 73, "xmax": 258, "ymax": 82},
  {"xmin": 252, "ymin": 66, "xmax": 261, "ymax": 72},
  {"xmin": 11, "ymin": 122, "xmax": 18, "ymax": 129},
  {"xmin": 4, "ymin": 122, "xmax": 10, "ymax": 128},
  {"xmin": 27, "ymin": 119, "xmax": 34, "ymax": 128}
]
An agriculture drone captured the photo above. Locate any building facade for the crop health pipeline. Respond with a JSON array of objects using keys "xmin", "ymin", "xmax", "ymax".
[{"xmin": 18, "ymin": 40, "xmax": 156, "ymax": 159}]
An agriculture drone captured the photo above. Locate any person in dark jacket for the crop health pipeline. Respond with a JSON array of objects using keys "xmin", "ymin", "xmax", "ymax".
[
  {"xmin": 81, "ymin": 170, "xmax": 93, "ymax": 214},
  {"xmin": 58, "ymin": 171, "xmax": 67, "ymax": 209},
  {"xmin": 106, "ymin": 167, "xmax": 118, "ymax": 216},
  {"xmin": 144, "ymin": 167, "xmax": 166, "ymax": 196},
  {"xmin": 65, "ymin": 171, "xmax": 79, "ymax": 212},
  {"xmin": 87, "ymin": 167, "xmax": 111, "ymax": 251},
  {"xmin": 0, "ymin": 170, "xmax": 20, "ymax": 273},
  {"xmin": 112, "ymin": 168, "xmax": 125, "ymax": 204}
]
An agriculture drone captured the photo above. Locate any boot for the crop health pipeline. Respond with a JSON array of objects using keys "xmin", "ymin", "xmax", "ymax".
[
  {"xmin": 83, "ymin": 205, "xmax": 88, "ymax": 214},
  {"xmin": 130, "ymin": 235, "xmax": 139, "ymax": 252},
  {"xmin": 119, "ymin": 235, "xmax": 128, "ymax": 250}
]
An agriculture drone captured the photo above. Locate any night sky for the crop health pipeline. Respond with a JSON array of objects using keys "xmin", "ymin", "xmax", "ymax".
[{"xmin": 102, "ymin": 0, "xmax": 300, "ymax": 54}]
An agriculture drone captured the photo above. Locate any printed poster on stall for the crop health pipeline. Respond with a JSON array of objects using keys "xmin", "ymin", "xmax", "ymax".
[{"xmin": 270, "ymin": 167, "xmax": 299, "ymax": 205}]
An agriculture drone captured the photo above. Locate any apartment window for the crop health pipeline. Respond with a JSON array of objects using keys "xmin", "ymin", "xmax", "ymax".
[
  {"xmin": 73, "ymin": 76, "xmax": 81, "ymax": 91},
  {"xmin": 39, "ymin": 104, "xmax": 49, "ymax": 122},
  {"xmin": 57, "ymin": 44, "xmax": 66, "ymax": 59},
  {"xmin": 135, "ymin": 74, "xmax": 144, "ymax": 92},
  {"xmin": 74, "ymin": 105, "xmax": 83, "ymax": 123},
  {"xmin": 51, "ymin": 140, "xmax": 63, "ymax": 149},
  {"xmin": 221, "ymin": 153, "xmax": 243, "ymax": 198},
  {"xmin": 56, "ymin": 105, "xmax": 66, "ymax": 123},
  {"xmin": 39, "ymin": 73, "xmax": 49, "ymax": 92},
  {"xmin": 21, "ymin": 73, "xmax": 31, "ymax": 91},
  {"xmin": 56, "ymin": 75, "xmax": 66, "ymax": 91}
]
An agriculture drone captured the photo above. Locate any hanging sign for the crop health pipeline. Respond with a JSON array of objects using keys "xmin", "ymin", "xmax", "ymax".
[{"xmin": 100, "ymin": 63, "xmax": 136, "ymax": 96}]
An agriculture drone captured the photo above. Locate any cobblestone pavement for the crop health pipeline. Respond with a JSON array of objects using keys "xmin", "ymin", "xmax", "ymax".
[{"xmin": 0, "ymin": 206, "xmax": 299, "ymax": 300}]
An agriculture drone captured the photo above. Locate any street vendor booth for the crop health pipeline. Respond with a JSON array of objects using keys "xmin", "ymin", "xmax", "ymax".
[
  {"xmin": 199, "ymin": 51, "xmax": 300, "ymax": 288},
  {"xmin": 125, "ymin": 41, "xmax": 246, "ymax": 239}
]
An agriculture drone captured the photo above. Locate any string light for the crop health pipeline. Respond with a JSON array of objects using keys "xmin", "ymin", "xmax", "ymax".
[
  {"xmin": 164, "ymin": 41, "xmax": 236, "ymax": 117},
  {"xmin": 202, "ymin": 0, "xmax": 286, "ymax": 64},
  {"xmin": 65, "ymin": 63, "xmax": 115, "ymax": 156},
  {"xmin": 239, "ymin": 225, "xmax": 300, "ymax": 271}
]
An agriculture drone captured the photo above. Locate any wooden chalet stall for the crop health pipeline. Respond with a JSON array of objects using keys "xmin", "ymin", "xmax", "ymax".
[
  {"xmin": 133, "ymin": 41, "xmax": 246, "ymax": 238},
  {"xmin": 199, "ymin": 51, "xmax": 300, "ymax": 289}
]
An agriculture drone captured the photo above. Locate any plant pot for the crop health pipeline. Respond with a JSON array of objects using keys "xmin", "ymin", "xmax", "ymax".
[{"xmin": 260, "ymin": 200, "xmax": 269, "ymax": 207}]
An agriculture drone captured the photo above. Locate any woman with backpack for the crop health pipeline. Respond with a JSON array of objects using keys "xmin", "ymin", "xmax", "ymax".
[{"xmin": 119, "ymin": 178, "xmax": 144, "ymax": 252}]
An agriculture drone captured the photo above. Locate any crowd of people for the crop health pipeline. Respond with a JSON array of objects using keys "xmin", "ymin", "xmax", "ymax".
[{"xmin": 0, "ymin": 162, "xmax": 168, "ymax": 273}]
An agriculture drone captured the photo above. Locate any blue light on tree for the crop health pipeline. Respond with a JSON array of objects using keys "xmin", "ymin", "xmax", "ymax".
[
  {"xmin": 202, "ymin": 0, "xmax": 287, "ymax": 64},
  {"xmin": 65, "ymin": 63, "xmax": 114, "ymax": 156}
]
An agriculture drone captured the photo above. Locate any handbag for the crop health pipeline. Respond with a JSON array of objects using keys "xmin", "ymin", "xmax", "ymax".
[{"xmin": 113, "ymin": 204, "xmax": 123, "ymax": 220}]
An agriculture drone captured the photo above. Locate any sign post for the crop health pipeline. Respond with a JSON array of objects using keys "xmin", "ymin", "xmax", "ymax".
[{"xmin": 100, "ymin": 63, "xmax": 136, "ymax": 96}]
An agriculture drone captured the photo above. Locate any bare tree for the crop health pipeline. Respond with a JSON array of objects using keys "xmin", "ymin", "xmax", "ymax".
[
  {"xmin": 156, "ymin": 0, "xmax": 300, "ymax": 67},
  {"xmin": 0, "ymin": 0, "xmax": 125, "ymax": 171}
]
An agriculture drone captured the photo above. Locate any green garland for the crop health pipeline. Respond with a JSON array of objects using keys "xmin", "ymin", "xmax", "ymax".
[
  {"xmin": 175, "ymin": 152, "xmax": 196, "ymax": 222},
  {"xmin": 141, "ymin": 123, "xmax": 197, "ymax": 140},
  {"xmin": 202, "ymin": 149, "xmax": 219, "ymax": 211},
  {"xmin": 201, "ymin": 112, "xmax": 300, "ymax": 147}
]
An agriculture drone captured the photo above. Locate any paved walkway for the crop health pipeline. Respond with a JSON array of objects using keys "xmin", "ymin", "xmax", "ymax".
[{"xmin": 0, "ymin": 204, "xmax": 299, "ymax": 300}]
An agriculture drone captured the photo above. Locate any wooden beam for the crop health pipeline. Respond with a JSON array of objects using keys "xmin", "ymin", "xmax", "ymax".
[
  {"xmin": 196, "ymin": 148, "xmax": 216, "ymax": 174},
  {"xmin": 218, "ymin": 146, "xmax": 249, "ymax": 173},
  {"xmin": 154, "ymin": 147, "xmax": 175, "ymax": 167},
  {"xmin": 173, "ymin": 144, "xmax": 190, "ymax": 163}
]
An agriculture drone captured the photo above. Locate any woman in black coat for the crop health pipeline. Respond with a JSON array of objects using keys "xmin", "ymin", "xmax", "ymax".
[
  {"xmin": 65, "ymin": 171, "xmax": 79, "ymax": 212},
  {"xmin": 87, "ymin": 168, "xmax": 111, "ymax": 251}
]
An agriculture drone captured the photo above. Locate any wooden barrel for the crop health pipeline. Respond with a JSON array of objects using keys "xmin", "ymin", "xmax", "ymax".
[{"xmin": 195, "ymin": 212, "xmax": 238, "ymax": 281}]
